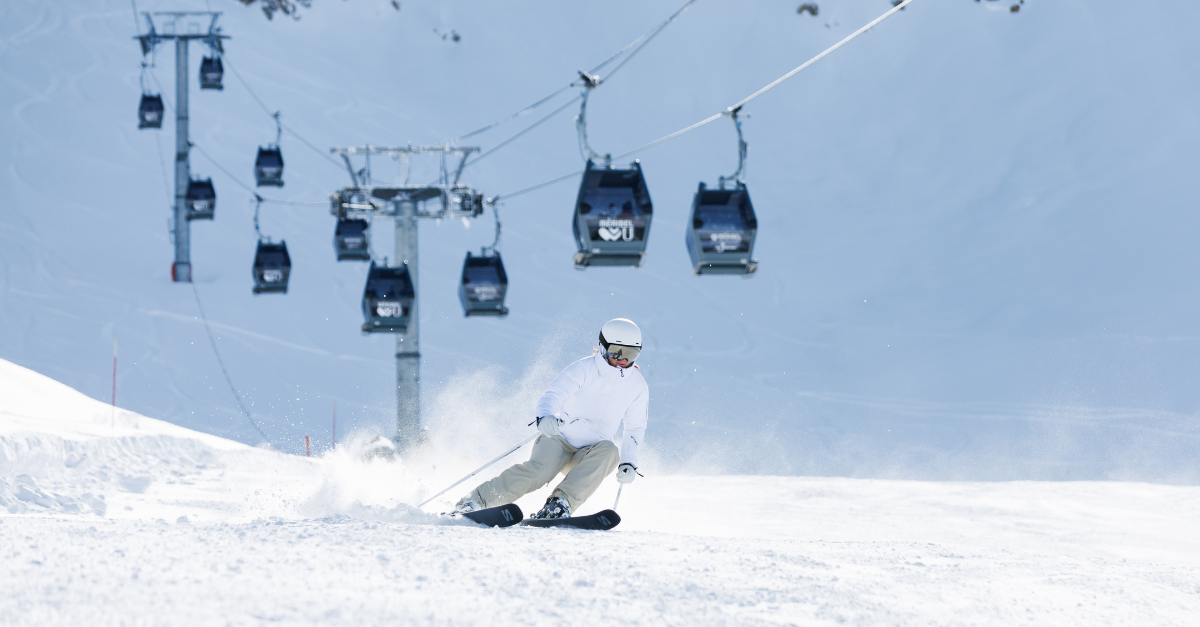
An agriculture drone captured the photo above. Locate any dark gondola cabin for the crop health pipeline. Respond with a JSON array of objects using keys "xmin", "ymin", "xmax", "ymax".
[
  {"xmin": 138, "ymin": 94, "xmax": 164, "ymax": 129},
  {"xmin": 252, "ymin": 240, "xmax": 291, "ymax": 294},
  {"xmin": 185, "ymin": 178, "xmax": 216, "ymax": 220},
  {"xmin": 199, "ymin": 56, "xmax": 223, "ymax": 90},
  {"xmin": 572, "ymin": 159, "xmax": 653, "ymax": 268},
  {"xmin": 333, "ymin": 218, "xmax": 371, "ymax": 261},
  {"xmin": 685, "ymin": 182, "xmax": 758, "ymax": 276},
  {"xmin": 459, "ymin": 252, "xmax": 509, "ymax": 317},
  {"xmin": 255, "ymin": 147, "xmax": 284, "ymax": 187},
  {"xmin": 361, "ymin": 262, "xmax": 415, "ymax": 333}
]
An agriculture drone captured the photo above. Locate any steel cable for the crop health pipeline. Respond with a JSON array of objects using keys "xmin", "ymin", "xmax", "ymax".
[
  {"xmin": 222, "ymin": 55, "xmax": 348, "ymax": 173},
  {"xmin": 190, "ymin": 282, "xmax": 273, "ymax": 444},
  {"xmin": 495, "ymin": 0, "xmax": 919, "ymax": 201},
  {"xmin": 446, "ymin": 0, "xmax": 698, "ymax": 146}
]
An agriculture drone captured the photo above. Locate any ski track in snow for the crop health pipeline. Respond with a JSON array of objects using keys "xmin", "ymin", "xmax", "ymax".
[{"xmin": 3, "ymin": 358, "xmax": 1200, "ymax": 625}]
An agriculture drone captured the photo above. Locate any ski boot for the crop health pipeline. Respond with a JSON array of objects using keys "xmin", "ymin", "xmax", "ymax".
[
  {"xmin": 451, "ymin": 494, "xmax": 483, "ymax": 516},
  {"xmin": 530, "ymin": 495, "xmax": 571, "ymax": 520}
]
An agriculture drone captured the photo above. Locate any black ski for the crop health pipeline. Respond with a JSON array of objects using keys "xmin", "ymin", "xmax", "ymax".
[
  {"xmin": 521, "ymin": 509, "xmax": 621, "ymax": 530},
  {"xmin": 461, "ymin": 503, "xmax": 523, "ymax": 527}
]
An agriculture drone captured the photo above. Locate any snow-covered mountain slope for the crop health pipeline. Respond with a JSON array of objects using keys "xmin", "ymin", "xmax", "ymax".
[
  {"xmin": 3, "ymin": 359, "xmax": 1199, "ymax": 625},
  {"xmin": 0, "ymin": 356, "xmax": 315, "ymax": 518},
  {"xmin": 1, "ymin": 0, "xmax": 1198, "ymax": 480}
]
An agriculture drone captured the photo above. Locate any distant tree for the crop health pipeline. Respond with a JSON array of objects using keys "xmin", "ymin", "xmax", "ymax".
[
  {"xmin": 236, "ymin": 0, "xmax": 402, "ymax": 21},
  {"xmin": 237, "ymin": 0, "xmax": 311, "ymax": 21}
]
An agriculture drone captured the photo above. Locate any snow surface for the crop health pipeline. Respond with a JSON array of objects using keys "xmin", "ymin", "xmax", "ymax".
[
  {"xmin": 4, "ymin": 358, "xmax": 1199, "ymax": 625},
  {"xmin": 1, "ymin": 0, "xmax": 1198, "ymax": 481}
]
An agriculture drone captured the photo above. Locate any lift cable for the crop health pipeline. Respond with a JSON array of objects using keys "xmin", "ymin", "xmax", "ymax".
[
  {"xmin": 419, "ymin": 0, "xmax": 696, "ymax": 185},
  {"xmin": 141, "ymin": 73, "xmax": 282, "ymax": 447},
  {"xmin": 190, "ymin": 281, "xmax": 273, "ymax": 444},
  {"xmin": 425, "ymin": 0, "xmax": 695, "ymax": 185},
  {"xmin": 146, "ymin": 70, "xmax": 326, "ymax": 207},
  {"xmin": 189, "ymin": 141, "xmax": 326, "ymax": 206},
  {"xmin": 221, "ymin": 55, "xmax": 348, "ymax": 174},
  {"xmin": 591, "ymin": 0, "xmax": 695, "ymax": 90},
  {"xmin": 457, "ymin": 95, "xmax": 582, "ymax": 173},
  {"xmin": 152, "ymin": 128, "xmax": 173, "ymax": 208},
  {"xmin": 492, "ymin": 0, "xmax": 917, "ymax": 203},
  {"xmin": 611, "ymin": 0, "xmax": 918, "ymax": 162},
  {"xmin": 445, "ymin": 0, "xmax": 698, "ymax": 146}
]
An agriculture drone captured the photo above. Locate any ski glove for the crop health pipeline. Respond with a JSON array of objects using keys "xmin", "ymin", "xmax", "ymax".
[
  {"xmin": 535, "ymin": 415, "xmax": 561, "ymax": 438},
  {"xmin": 616, "ymin": 463, "xmax": 639, "ymax": 484}
]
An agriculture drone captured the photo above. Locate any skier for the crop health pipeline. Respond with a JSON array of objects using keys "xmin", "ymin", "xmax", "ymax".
[{"xmin": 455, "ymin": 318, "xmax": 648, "ymax": 520}]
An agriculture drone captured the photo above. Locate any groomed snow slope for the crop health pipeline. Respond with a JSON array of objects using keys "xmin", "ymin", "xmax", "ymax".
[
  {"xmin": 2, "ymin": 0, "xmax": 1198, "ymax": 481},
  {"xmin": 3, "ymin": 359, "xmax": 1199, "ymax": 625}
]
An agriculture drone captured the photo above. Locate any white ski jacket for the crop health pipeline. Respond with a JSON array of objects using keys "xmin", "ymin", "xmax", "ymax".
[{"xmin": 534, "ymin": 351, "xmax": 649, "ymax": 467}]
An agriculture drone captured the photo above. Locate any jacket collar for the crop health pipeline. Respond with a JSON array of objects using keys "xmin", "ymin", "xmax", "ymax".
[{"xmin": 593, "ymin": 350, "xmax": 630, "ymax": 379}]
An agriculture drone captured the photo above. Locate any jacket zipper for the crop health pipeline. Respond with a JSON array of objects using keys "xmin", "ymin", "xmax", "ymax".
[{"xmin": 596, "ymin": 359, "xmax": 620, "ymax": 424}]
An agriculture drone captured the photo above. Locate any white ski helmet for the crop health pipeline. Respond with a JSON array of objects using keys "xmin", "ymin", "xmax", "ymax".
[{"xmin": 599, "ymin": 318, "xmax": 642, "ymax": 363}]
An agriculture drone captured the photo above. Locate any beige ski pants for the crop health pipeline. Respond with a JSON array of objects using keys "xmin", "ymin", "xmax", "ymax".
[{"xmin": 468, "ymin": 435, "xmax": 620, "ymax": 512}]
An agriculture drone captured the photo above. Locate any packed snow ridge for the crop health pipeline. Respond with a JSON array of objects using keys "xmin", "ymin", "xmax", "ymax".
[{"xmin": 3, "ymin": 358, "xmax": 1199, "ymax": 625}]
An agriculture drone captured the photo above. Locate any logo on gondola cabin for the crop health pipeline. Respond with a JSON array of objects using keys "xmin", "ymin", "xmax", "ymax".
[
  {"xmin": 263, "ymin": 269, "xmax": 283, "ymax": 283},
  {"xmin": 471, "ymin": 286, "xmax": 500, "ymax": 300},
  {"xmin": 376, "ymin": 301, "xmax": 403, "ymax": 317},
  {"xmin": 598, "ymin": 218, "xmax": 635, "ymax": 242},
  {"xmin": 709, "ymin": 232, "xmax": 743, "ymax": 252}
]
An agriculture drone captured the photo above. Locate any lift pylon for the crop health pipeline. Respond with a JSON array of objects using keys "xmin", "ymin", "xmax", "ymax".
[
  {"xmin": 328, "ymin": 145, "xmax": 486, "ymax": 451},
  {"xmin": 134, "ymin": 12, "xmax": 229, "ymax": 282}
]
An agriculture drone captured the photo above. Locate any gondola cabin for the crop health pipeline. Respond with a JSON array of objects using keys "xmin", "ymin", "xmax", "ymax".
[
  {"xmin": 252, "ymin": 240, "xmax": 291, "ymax": 294},
  {"xmin": 333, "ymin": 218, "xmax": 371, "ymax": 261},
  {"xmin": 138, "ymin": 94, "xmax": 164, "ymax": 129},
  {"xmin": 572, "ymin": 159, "xmax": 653, "ymax": 268},
  {"xmin": 255, "ymin": 147, "xmax": 284, "ymax": 187},
  {"xmin": 685, "ymin": 182, "xmax": 758, "ymax": 276},
  {"xmin": 185, "ymin": 178, "xmax": 216, "ymax": 220},
  {"xmin": 458, "ymin": 252, "xmax": 509, "ymax": 317},
  {"xmin": 361, "ymin": 262, "xmax": 414, "ymax": 333},
  {"xmin": 199, "ymin": 56, "xmax": 223, "ymax": 90}
]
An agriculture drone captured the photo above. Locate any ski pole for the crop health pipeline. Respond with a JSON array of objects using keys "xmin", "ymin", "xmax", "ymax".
[
  {"xmin": 613, "ymin": 484, "xmax": 624, "ymax": 511},
  {"xmin": 419, "ymin": 433, "xmax": 537, "ymax": 508}
]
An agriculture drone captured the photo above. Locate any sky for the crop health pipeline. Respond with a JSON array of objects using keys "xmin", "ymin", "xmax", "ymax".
[{"xmin": 1, "ymin": 0, "xmax": 1197, "ymax": 481}]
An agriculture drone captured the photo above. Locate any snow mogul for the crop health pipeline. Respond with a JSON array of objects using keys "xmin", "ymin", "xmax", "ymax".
[{"xmin": 454, "ymin": 318, "xmax": 648, "ymax": 520}]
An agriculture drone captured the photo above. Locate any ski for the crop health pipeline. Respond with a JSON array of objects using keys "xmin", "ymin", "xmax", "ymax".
[
  {"xmin": 460, "ymin": 503, "xmax": 523, "ymax": 528},
  {"xmin": 521, "ymin": 509, "xmax": 621, "ymax": 530}
]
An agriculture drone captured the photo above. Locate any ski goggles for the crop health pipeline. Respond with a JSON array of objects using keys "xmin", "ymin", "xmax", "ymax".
[{"xmin": 604, "ymin": 343, "xmax": 640, "ymax": 363}]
